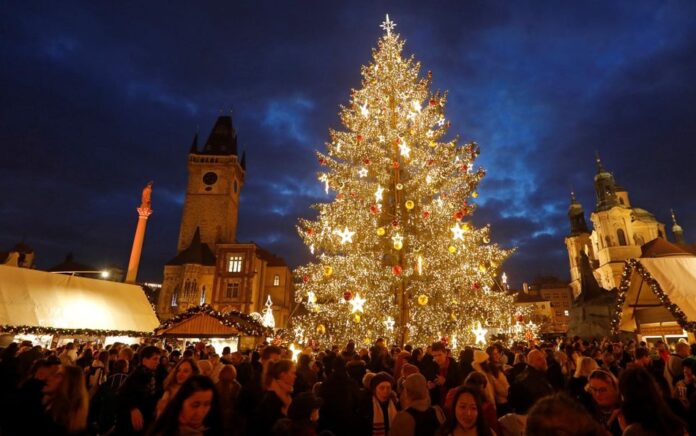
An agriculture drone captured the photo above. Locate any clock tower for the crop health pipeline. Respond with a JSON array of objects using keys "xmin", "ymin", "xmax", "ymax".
[{"xmin": 177, "ymin": 116, "xmax": 246, "ymax": 252}]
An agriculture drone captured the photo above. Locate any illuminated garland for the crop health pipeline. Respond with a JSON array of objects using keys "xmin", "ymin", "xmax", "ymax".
[
  {"xmin": 155, "ymin": 304, "xmax": 271, "ymax": 337},
  {"xmin": 611, "ymin": 259, "xmax": 696, "ymax": 334},
  {"xmin": 0, "ymin": 325, "xmax": 152, "ymax": 337}
]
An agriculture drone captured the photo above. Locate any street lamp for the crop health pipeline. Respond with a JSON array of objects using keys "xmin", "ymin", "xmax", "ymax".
[{"xmin": 50, "ymin": 270, "xmax": 110, "ymax": 279}]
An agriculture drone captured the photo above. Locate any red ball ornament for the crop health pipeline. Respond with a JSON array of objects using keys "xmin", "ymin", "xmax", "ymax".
[
  {"xmin": 357, "ymin": 134, "xmax": 364, "ymax": 142},
  {"xmin": 319, "ymin": 157, "xmax": 326, "ymax": 166},
  {"xmin": 472, "ymin": 282, "xmax": 481, "ymax": 290},
  {"xmin": 391, "ymin": 219, "xmax": 400, "ymax": 228},
  {"xmin": 370, "ymin": 205, "xmax": 379, "ymax": 214},
  {"xmin": 343, "ymin": 291, "xmax": 353, "ymax": 301},
  {"xmin": 516, "ymin": 315, "xmax": 525, "ymax": 322},
  {"xmin": 363, "ymin": 158, "xmax": 371, "ymax": 165},
  {"xmin": 427, "ymin": 159, "xmax": 434, "ymax": 166},
  {"xmin": 422, "ymin": 211, "xmax": 430, "ymax": 219},
  {"xmin": 307, "ymin": 228, "xmax": 314, "ymax": 235},
  {"xmin": 303, "ymin": 275, "xmax": 310, "ymax": 283},
  {"xmin": 350, "ymin": 192, "xmax": 357, "ymax": 198},
  {"xmin": 454, "ymin": 211, "xmax": 464, "ymax": 221},
  {"xmin": 392, "ymin": 265, "xmax": 403, "ymax": 276},
  {"xmin": 392, "ymin": 161, "xmax": 400, "ymax": 169},
  {"xmin": 429, "ymin": 98, "xmax": 437, "ymax": 106},
  {"xmin": 445, "ymin": 121, "xmax": 451, "ymax": 129},
  {"xmin": 336, "ymin": 193, "xmax": 344, "ymax": 200}
]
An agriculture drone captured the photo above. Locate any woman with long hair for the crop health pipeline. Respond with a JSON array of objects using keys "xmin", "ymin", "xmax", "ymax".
[
  {"xmin": 41, "ymin": 364, "xmax": 89, "ymax": 434},
  {"xmin": 148, "ymin": 375, "xmax": 222, "ymax": 436},
  {"xmin": 156, "ymin": 357, "xmax": 200, "ymax": 417},
  {"xmin": 568, "ymin": 356, "xmax": 598, "ymax": 406},
  {"xmin": 439, "ymin": 386, "xmax": 493, "ymax": 436},
  {"xmin": 619, "ymin": 367, "xmax": 686, "ymax": 435},
  {"xmin": 253, "ymin": 360, "xmax": 296, "ymax": 436}
]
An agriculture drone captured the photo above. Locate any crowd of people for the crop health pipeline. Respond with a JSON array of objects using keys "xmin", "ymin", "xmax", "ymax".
[{"xmin": 0, "ymin": 335, "xmax": 695, "ymax": 435}]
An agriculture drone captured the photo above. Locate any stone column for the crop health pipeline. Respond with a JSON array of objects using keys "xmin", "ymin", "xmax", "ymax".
[{"xmin": 126, "ymin": 182, "xmax": 154, "ymax": 283}]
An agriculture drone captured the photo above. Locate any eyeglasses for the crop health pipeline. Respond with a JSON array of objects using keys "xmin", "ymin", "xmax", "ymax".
[{"xmin": 588, "ymin": 386, "xmax": 609, "ymax": 394}]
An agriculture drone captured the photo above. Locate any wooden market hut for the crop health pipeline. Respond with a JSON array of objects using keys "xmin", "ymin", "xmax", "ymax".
[
  {"xmin": 154, "ymin": 304, "xmax": 270, "ymax": 351},
  {"xmin": 0, "ymin": 265, "xmax": 159, "ymax": 346},
  {"xmin": 612, "ymin": 241, "xmax": 696, "ymax": 342}
]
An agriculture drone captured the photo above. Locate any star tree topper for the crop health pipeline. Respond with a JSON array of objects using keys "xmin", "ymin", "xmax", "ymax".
[{"xmin": 380, "ymin": 14, "xmax": 396, "ymax": 36}]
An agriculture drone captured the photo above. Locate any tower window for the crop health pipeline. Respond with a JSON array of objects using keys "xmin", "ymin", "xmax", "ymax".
[
  {"xmin": 200, "ymin": 286, "xmax": 206, "ymax": 306},
  {"xmin": 617, "ymin": 229, "xmax": 627, "ymax": 246},
  {"xmin": 226, "ymin": 282, "xmax": 240, "ymax": 299},
  {"xmin": 228, "ymin": 255, "xmax": 243, "ymax": 273},
  {"xmin": 273, "ymin": 274, "xmax": 280, "ymax": 286},
  {"xmin": 171, "ymin": 291, "xmax": 178, "ymax": 307}
]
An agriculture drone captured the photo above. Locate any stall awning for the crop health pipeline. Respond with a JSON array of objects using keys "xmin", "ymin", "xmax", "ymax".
[
  {"xmin": 0, "ymin": 265, "xmax": 159, "ymax": 336},
  {"xmin": 155, "ymin": 304, "xmax": 270, "ymax": 338},
  {"xmin": 614, "ymin": 257, "xmax": 696, "ymax": 333}
]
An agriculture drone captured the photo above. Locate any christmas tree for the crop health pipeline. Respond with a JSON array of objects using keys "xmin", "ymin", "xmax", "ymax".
[{"xmin": 292, "ymin": 16, "xmax": 521, "ymax": 347}]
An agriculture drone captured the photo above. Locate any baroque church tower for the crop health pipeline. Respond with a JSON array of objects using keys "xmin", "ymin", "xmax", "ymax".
[{"xmin": 565, "ymin": 156, "xmax": 666, "ymax": 297}]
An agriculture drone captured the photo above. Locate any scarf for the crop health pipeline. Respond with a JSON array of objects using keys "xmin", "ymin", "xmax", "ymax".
[{"xmin": 372, "ymin": 397, "xmax": 397, "ymax": 436}]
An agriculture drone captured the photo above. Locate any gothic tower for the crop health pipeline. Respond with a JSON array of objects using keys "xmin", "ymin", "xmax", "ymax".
[{"xmin": 177, "ymin": 116, "xmax": 246, "ymax": 253}]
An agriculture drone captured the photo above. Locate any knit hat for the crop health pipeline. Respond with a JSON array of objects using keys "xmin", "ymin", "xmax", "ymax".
[
  {"xmin": 401, "ymin": 363, "xmax": 419, "ymax": 377},
  {"xmin": 287, "ymin": 391, "xmax": 322, "ymax": 420},
  {"xmin": 402, "ymin": 373, "xmax": 428, "ymax": 401},
  {"xmin": 473, "ymin": 350, "xmax": 489, "ymax": 365},
  {"xmin": 370, "ymin": 371, "xmax": 394, "ymax": 392}
]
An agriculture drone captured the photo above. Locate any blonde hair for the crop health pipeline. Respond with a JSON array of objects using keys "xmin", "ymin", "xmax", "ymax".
[
  {"xmin": 47, "ymin": 365, "xmax": 89, "ymax": 433},
  {"xmin": 574, "ymin": 357, "xmax": 599, "ymax": 378}
]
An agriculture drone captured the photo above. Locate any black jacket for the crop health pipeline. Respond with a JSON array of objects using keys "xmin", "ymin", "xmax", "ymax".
[{"xmin": 509, "ymin": 366, "xmax": 554, "ymax": 413}]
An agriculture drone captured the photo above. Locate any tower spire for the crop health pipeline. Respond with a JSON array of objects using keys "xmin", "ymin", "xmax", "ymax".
[
  {"xmin": 595, "ymin": 151, "xmax": 604, "ymax": 173},
  {"xmin": 568, "ymin": 190, "xmax": 589, "ymax": 235},
  {"xmin": 671, "ymin": 208, "xmax": 685, "ymax": 244}
]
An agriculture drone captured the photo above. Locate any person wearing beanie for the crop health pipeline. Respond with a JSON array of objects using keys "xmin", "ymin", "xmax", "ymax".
[
  {"xmin": 360, "ymin": 371, "xmax": 398, "ymax": 435},
  {"xmin": 396, "ymin": 363, "xmax": 420, "ymax": 396},
  {"xmin": 391, "ymin": 373, "xmax": 445, "ymax": 436}
]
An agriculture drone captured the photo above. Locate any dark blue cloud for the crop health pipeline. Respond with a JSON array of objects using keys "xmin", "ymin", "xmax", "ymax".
[{"xmin": 1, "ymin": 1, "xmax": 695, "ymax": 287}]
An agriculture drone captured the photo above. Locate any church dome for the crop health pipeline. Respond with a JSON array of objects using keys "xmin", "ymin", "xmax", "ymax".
[{"xmin": 632, "ymin": 207, "xmax": 657, "ymax": 222}]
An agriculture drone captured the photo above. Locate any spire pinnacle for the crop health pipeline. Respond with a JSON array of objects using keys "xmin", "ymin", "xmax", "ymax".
[
  {"xmin": 595, "ymin": 151, "xmax": 604, "ymax": 173},
  {"xmin": 570, "ymin": 191, "xmax": 577, "ymax": 203},
  {"xmin": 671, "ymin": 208, "xmax": 678, "ymax": 226}
]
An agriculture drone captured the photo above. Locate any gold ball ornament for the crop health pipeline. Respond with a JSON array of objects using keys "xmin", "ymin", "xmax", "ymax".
[
  {"xmin": 448, "ymin": 245, "xmax": 457, "ymax": 254},
  {"xmin": 405, "ymin": 200, "xmax": 415, "ymax": 210},
  {"xmin": 479, "ymin": 265, "xmax": 488, "ymax": 273},
  {"xmin": 472, "ymin": 191, "xmax": 479, "ymax": 198},
  {"xmin": 323, "ymin": 265, "xmax": 333, "ymax": 277},
  {"xmin": 429, "ymin": 140, "xmax": 437, "ymax": 148},
  {"xmin": 312, "ymin": 305, "xmax": 321, "ymax": 313},
  {"xmin": 396, "ymin": 183, "xmax": 403, "ymax": 190},
  {"xmin": 376, "ymin": 227, "xmax": 386, "ymax": 236},
  {"xmin": 450, "ymin": 312, "xmax": 457, "ymax": 321},
  {"xmin": 393, "ymin": 241, "xmax": 403, "ymax": 250},
  {"xmin": 316, "ymin": 324, "xmax": 326, "ymax": 335},
  {"xmin": 353, "ymin": 314, "xmax": 361, "ymax": 323},
  {"xmin": 483, "ymin": 236, "xmax": 490, "ymax": 244},
  {"xmin": 418, "ymin": 294, "xmax": 429, "ymax": 305}
]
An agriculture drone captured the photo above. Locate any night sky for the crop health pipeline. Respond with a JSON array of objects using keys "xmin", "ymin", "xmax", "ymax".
[{"xmin": 2, "ymin": 1, "xmax": 695, "ymax": 287}]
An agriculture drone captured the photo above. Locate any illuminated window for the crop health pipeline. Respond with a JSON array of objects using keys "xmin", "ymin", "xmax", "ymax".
[
  {"xmin": 273, "ymin": 274, "xmax": 280, "ymax": 286},
  {"xmin": 200, "ymin": 286, "xmax": 206, "ymax": 305},
  {"xmin": 226, "ymin": 282, "xmax": 240, "ymax": 299},
  {"xmin": 171, "ymin": 291, "xmax": 178, "ymax": 307},
  {"xmin": 228, "ymin": 255, "xmax": 243, "ymax": 273}
]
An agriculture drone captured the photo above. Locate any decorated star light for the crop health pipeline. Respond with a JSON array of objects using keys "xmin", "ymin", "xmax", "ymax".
[
  {"xmin": 334, "ymin": 227, "xmax": 355, "ymax": 244},
  {"xmin": 384, "ymin": 316, "xmax": 395, "ymax": 331},
  {"xmin": 307, "ymin": 291, "xmax": 317, "ymax": 305},
  {"xmin": 412, "ymin": 100, "xmax": 422, "ymax": 112},
  {"xmin": 349, "ymin": 292, "xmax": 366, "ymax": 313},
  {"xmin": 472, "ymin": 321, "xmax": 488, "ymax": 345},
  {"xmin": 360, "ymin": 102, "xmax": 369, "ymax": 117},
  {"xmin": 437, "ymin": 117, "xmax": 445, "ymax": 127},
  {"xmin": 358, "ymin": 167, "xmax": 369, "ymax": 178},
  {"xmin": 380, "ymin": 14, "xmax": 396, "ymax": 36},
  {"xmin": 502, "ymin": 272, "xmax": 508, "ymax": 285},
  {"xmin": 289, "ymin": 344, "xmax": 302, "ymax": 362},
  {"xmin": 375, "ymin": 185, "xmax": 385, "ymax": 203},
  {"xmin": 398, "ymin": 140, "xmax": 411, "ymax": 158},
  {"xmin": 451, "ymin": 223, "xmax": 465, "ymax": 240}
]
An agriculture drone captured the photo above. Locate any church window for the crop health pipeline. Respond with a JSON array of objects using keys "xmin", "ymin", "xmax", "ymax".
[
  {"xmin": 617, "ymin": 229, "xmax": 627, "ymax": 246},
  {"xmin": 604, "ymin": 236, "xmax": 611, "ymax": 248},
  {"xmin": 199, "ymin": 286, "xmax": 206, "ymax": 305},
  {"xmin": 171, "ymin": 291, "xmax": 178, "ymax": 307},
  {"xmin": 273, "ymin": 274, "xmax": 280, "ymax": 286},
  {"xmin": 228, "ymin": 255, "xmax": 243, "ymax": 273},
  {"xmin": 226, "ymin": 282, "xmax": 240, "ymax": 299}
]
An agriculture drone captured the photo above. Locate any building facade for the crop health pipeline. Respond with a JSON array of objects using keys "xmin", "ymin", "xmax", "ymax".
[
  {"xmin": 565, "ymin": 157, "xmax": 667, "ymax": 296},
  {"xmin": 157, "ymin": 116, "xmax": 293, "ymax": 328}
]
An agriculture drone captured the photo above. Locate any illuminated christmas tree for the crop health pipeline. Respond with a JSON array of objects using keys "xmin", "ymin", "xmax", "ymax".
[{"xmin": 293, "ymin": 16, "xmax": 520, "ymax": 347}]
